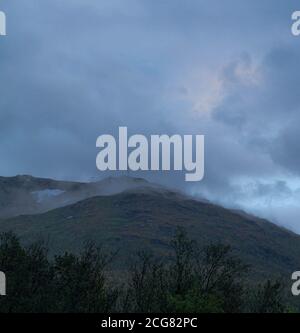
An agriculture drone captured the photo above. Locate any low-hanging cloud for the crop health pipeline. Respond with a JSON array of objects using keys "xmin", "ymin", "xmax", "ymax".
[{"xmin": 0, "ymin": 0, "xmax": 300, "ymax": 231}]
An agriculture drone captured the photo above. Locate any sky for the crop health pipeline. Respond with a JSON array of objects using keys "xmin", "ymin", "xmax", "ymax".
[{"xmin": 1, "ymin": 0, "xmax": 300, "ymax": 231}]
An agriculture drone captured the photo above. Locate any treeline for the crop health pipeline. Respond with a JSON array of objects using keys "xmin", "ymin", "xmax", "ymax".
[{"xmin": 0, "ymin": 230, "xmax": 292, "ymax": 313}]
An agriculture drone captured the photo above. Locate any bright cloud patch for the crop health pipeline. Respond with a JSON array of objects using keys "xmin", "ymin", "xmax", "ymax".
[{"xmin": 31, "ymin": 189, "xmax": 66, "ymax": 203}]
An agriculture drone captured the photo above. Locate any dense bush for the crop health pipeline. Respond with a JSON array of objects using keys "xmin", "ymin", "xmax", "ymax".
[{"xmin": 0, "ymin": 230, "xmax": 290, "ymax": 313}]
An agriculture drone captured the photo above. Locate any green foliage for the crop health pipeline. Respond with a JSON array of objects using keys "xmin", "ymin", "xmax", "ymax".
[
  {"xmin": 170, "ymin": 228, "xmax": 196, "ymax": 295},
  {"xmin": 168, "ymin": 290, "xmax": 224, "ymax": 313},
  {"xmin": 124, "ymin": 252, "xmax": 169, "ymax": 313},
  {"xmin": 247, "ymin": 280, "xmax": 288, "ymax": 313},
  {"xmin": 0, "ymin": 232, "xmax": 53, "ymax": 312},
  {"xmin": 0, "ymin": 230, "xmax": 291, "ymax": 313},
  {"xmin": 0, "ymin": 234, "xmax": 118, "ymax": 313},
  {"xmin": 197, "ymin": 243, "xmax": 249, "ymax": 313},
  {"xmin": 52, "ymin": 244, "xmax": 118, "ymax": 313},
  {"xmin": 124, "ymin": 229, "xmax": 288, "ymax": 313}
]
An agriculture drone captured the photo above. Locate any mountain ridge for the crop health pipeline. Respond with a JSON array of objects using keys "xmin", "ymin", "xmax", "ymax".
[
  {"xmin": 0, "ymin": 177, "xmax": 299, "ymax": 281},
  {"xmin": 0, "ymin": 174, "xmax": 158, "ymax": 218}
]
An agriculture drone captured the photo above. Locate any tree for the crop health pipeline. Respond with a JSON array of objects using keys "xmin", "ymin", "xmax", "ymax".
[
  {"xmin": 248, "ymin": 280, "xmax": 287, "ymax": 313},
  {"xmin": 126, "ymin": 252, "xmax": 169, "ymax": 313},
  {"xmin": 52, "ymin": 243, "xmax": 119, "ymax": 313},
  {"xmin": 0, "ymin": 233, "xmax": 53, "ymax": 312},
  {"xmin": 196, "ymin": 243, "xmax": 249, "ymax": 313},
  {"xmin": 169, "ymin": 228, "xmax": 196, "ymax": 295},
  {"xmin": 0, "ymin": 231, "xmax": 292, "ymax": 313}
]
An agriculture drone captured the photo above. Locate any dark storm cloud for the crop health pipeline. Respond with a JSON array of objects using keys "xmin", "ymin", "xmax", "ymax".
[
  {"xmin": 0, "ymin": 0, "xmax": 300, "ymax": 230},
  {"xmin": 212, "ymin": 45, "xmax": 300, "ymax": 177}
]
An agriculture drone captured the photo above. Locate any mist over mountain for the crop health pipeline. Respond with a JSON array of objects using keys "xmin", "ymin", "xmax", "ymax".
[
  {"xmin": 0, "ymin": 175, "xmax": 299, "ymax": 283},
  {"xmin": 0, "ymin": 175, "xmax": 160, "ymax": 218},
  {"xmin": 1, "ymin": 1, "xmax": 300, "ymax": 233}
]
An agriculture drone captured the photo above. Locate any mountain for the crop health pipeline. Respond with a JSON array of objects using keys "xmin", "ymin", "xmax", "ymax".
[
  {"xmin": 0, "ymin": 175, "xmax": 155, "ymax": 218},
  {"xmin": 0, "ymin": 175, "xmax": 299, "ymax": 281}
]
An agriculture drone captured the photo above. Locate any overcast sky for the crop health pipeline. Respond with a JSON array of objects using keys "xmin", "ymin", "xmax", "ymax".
[{"xmin": 1, "ymin": 0, "xmax": 300, "ymax": 231}]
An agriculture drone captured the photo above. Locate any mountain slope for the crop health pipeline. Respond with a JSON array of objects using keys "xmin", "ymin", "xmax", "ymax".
[
  {"xmin": 0, "ymin": 175, "xmax": 153, "ymax": 218},
  {"xmin": 0, "ymin": 186, "xmax": 299, "ymax": 281}
]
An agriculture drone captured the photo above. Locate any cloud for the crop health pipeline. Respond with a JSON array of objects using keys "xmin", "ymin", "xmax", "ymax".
[
  {"xmin": 186, "ymin": 45, "xmax": 300, "ymax": 230},
  {"xmin": 1, "ymin": 0, "xmax": 300, "ymax": 230}
]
